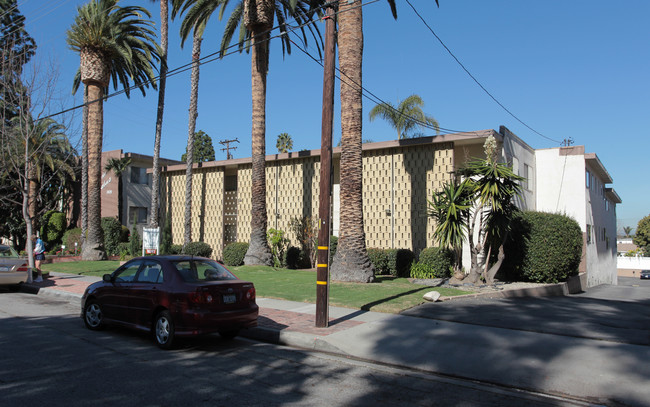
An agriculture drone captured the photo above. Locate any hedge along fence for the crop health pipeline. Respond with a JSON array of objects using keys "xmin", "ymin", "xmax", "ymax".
[{"xmin": 500, "ymin": 211, "xmax": 583, "ymax": 283}]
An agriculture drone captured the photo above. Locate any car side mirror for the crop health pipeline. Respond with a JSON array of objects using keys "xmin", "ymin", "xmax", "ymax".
[{"xmin": 103, "ymin": 274, "xmax": 112, "ymax": 283}]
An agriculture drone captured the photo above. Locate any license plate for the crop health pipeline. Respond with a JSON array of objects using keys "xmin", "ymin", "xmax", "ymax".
[
  {"xmin": 223, "ymin": 294, "xmax": 236, "ymax": 304},
  {"xmin": 0, "ymin": 266, "xmax": 8, "ymax": 272}
]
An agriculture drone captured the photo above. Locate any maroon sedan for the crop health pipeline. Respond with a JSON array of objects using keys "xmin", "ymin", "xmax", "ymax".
[{"xmin": 81, "ymin": 255, "xmax": 258, "ymax": 349}]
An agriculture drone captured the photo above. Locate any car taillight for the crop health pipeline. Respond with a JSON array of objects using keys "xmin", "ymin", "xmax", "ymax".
[
  {"xmin": 16, "ymin": 263, "xmax": 30, "ymax": 272},
  {"xmin": 189, "ymin": 290, "xmax": 213, "ymax": 304},
  {"xmin": 245, "ymin": 287, "xmax": 256, "ymax": 302}
]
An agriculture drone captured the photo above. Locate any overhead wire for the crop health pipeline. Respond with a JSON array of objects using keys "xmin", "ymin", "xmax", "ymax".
[
  {"xmin": 404, "ymin": 0, "xmax": 562, "ymax": 144},
  {"xmin": 35, "ymin": 0, "xmax": 557, "ymax": 146}
]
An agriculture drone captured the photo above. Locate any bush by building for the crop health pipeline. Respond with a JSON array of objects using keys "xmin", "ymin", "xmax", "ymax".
[
  {"xmin": 183, "ymin": 241, "xmax": 213, "ymax": 258},
  {"xmin": 410, "ymin": 247, "xmax": 453, "ymax": 279},
  {"xmin": 223, "ymin": 242, "xmax": 249, "ymax": 266},
  {"xmin": 101, "ymin": 217, "xmax": 123, "ymax": 256},
  {"xmin": 501, "ymin": 211, "xmax": 583, "ymax": 283}
]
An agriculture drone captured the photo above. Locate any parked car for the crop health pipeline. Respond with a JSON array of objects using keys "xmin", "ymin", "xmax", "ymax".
[
  {"xmin": 81, "ymin": 255, "xmax": 258, "ymax": 349},
  {"xmin": 0, "ymin": 244, "xmax": 30, "ymax": 289},
  {"xmin": 640, "ymin": 270, "xmax": 650, "ymax": 280}
]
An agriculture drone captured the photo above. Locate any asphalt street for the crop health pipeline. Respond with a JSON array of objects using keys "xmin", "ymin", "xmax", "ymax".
[{"xmin": 0, "ymin": 291, "xmax": 590, "ymax": 407}]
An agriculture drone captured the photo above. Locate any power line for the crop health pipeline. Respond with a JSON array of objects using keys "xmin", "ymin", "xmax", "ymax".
[{"xmin": 404, "ymin": 0, "xmax": 562, "ymax": 145}]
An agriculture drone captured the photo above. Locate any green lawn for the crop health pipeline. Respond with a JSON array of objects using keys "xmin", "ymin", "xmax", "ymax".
[{"xmin": 43, "ymin": 261, "xmax": 469, "ymax": 313}]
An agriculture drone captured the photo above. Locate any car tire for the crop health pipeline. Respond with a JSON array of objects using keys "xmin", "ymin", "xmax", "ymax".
[
  {"xmin": 84, "ymin": 300, "xmax": 105, "ymax": 331},
  {"xmin": 154, "ymin": 310, "xmax": 175, "ymax": 350},
  {"xmin": 218, "ymin": 329, "xmax": 240, "ymax": 340}
]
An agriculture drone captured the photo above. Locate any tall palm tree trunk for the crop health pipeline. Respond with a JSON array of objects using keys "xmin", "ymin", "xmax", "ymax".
[
  {"xmin": 331, "ymin": 1, "xmax": 374, "ymax": 282},
  {"xmin": 81, "ymin": 86, "xmax": 89, "ymax": 243},
  {"xmin": 244, "ymin": 25, "xmax": 272, "ymax": 266},
  {"xmin": 183, "ymin": 31, "xmax": 202, "ymax": 249},
  {"xmin": 82, "ymin": 82, "xmax": 107, "ymax": 260},
  {"xmin": 150, "ymin": 0, "xmax": 169, "ymax": 229}
]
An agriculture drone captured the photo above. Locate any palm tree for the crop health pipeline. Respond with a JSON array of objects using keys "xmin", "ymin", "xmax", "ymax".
[
  {"xmin": 67, "ymin": 0, "xmax": 161, "ymax": 260},
  {"xmin": 332, "ymin": 0, "xmax": 438, "ymax": 283},
  {"xmin": 104, "ymin": 156, "xmax": 132, "ymax": 225},
  {"xmin": 369, "ymin": 94, "xmax": 439, "ymax": 139},
  {"xmin": 177, "ymin": 0, "xmax": 322, "ymax": 266},
  {"xmin": 15, "ymin": 116, "xmax": 76, "ymax": 232},
  {"xmin": 276, "ymin": 132, "xmax": 292, "ymax": 153},
  {"xmin": 330, "ymin": 0, "xmax": 374, "ymax": 282},
  {"xmin": 172, "ymin": 0, "xmax": 206, "ymax": 249},
  {"xmin": 623, "ymin": 226, "xmax": 633, "ymax": 238},
  {"xmin": 149, "ymin": 0, "xmax": 170, "ymax": 230}
]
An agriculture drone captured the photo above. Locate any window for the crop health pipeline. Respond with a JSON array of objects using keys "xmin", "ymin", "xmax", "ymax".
[
  {"xmin": 115, "ymin": 260, "xmax": 142, "ymax": 282},
  {"xmin": 586, "ymin": 224, "xmax": 592, "ymax": 244},
  {"xmin": 130, "ymin": 167, "xmax": 150, "ymax": 185},
  {"xmin": 129, "ymin": 206, "xmax": 148, "ymax": 224},
  {"xmin": 523, "ymin": 164, "xmax": 533, "ymax": 191},
  {"xmin": 586, "ymin": 171, "xmax": 590, "ymax": 189},
  {"xmin": 136, "ymin": 261, "xmax": 163, "ymax": 283}
]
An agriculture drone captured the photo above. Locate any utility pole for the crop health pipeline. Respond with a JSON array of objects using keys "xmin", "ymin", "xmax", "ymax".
[
  {"xmin": 219, "ymin": 138, "xmax": 239, "ymax": 159},
  {"xmin": 316, "ymin": 2, "xmax": 336, "ymax": 328}
]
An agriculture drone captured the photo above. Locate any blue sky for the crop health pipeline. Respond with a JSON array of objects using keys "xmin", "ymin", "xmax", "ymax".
[{"xmin": 18, "ymin": 0, "xmax": 649, "ymax": 232}]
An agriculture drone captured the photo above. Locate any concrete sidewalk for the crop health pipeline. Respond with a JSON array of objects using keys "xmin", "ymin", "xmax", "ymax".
[{"xmin": 23, "ymin": 272, "xmax": 650, "ymax": 407}]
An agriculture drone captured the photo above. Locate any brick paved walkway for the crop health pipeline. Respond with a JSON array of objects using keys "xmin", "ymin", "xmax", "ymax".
[
  {"xmin": 36, "ymin": 274, "xmax": 90, "ymax": 295},
  {"xmin": 258, "ymin": 308, "xmax": 364, "ymax": 336}
]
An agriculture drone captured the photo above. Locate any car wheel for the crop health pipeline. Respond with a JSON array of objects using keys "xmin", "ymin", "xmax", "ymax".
[
  {"xmin": 154, "ymin": 310, "xmax": 175, "ymax": 350},
  {"xmin": 84, "ymin": 301, "xmax": 105, "ymax": 330},
  {"xmin": 218, "ymin": 329, "xmax": 240, "ymax": 340}
]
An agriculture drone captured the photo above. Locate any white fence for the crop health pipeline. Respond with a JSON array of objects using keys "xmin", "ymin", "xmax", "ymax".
[{"xmin": 617, "ymin": 256, "xmax": 650, "ymax": 270}]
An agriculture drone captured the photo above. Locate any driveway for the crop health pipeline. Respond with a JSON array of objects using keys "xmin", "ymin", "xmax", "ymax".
[{"xmin": 402, "ymin": 277, "xmax": 650, "ymax": 346}]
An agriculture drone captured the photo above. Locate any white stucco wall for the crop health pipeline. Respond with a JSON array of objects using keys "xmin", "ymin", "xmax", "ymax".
[
  {"xmin": 534, "ymin": 147, "xmax": 618, "ymax": 287},
  {"xmin": 534, "ymin": 148, "xmax": 587, "ymax": 225}
]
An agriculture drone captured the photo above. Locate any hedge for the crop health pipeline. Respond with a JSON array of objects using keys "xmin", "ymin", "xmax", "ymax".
[
  {"xmin": 223, "ymin": 242, "xmax": 248, "ymax": 266},
  {"xmin": 183, "ymin": 241, "xmax": 213, "ymax": 258},
  {"xmin": 101, "ymin": 217, "xmax": 123, "ymax": 256},
  {"xmin": 410, "ymin": 247, "xmax": 453, "ymax": 279},
  {"xmin": 501, "ymin": 211, "xmax": 583, "ymax": 283},
  {"xmin": 367, "ymin": 248, "xmax": 415, "ymax": 277}
]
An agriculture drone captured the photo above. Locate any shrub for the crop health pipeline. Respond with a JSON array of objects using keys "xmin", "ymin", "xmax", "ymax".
[
  {"xmin": 501, "ymin": 211, "xmax": 583, "ymax": 283},
  {"xmin": 159, "ymin": 217, "xmax": 172, "ymax": 255},
  {"xmin": 183, "ymin": 241, "xmax": 213, "ymax": 258},
  {"xmin": 117, "ymin": 242, "xmax": 130, "ymax": 259},
  {"xmin": 223, "ymin": 242, "xmax": 249, "ymax": 266},
  {"xmin": 288, "ymin": 216, "xmax": 317, "ymax": 268},
  {"xmin": 62, "ymin": 228, "xmax": 82, "ymax": 253},
  {"xmin": 267, "ymin": 228, "xmax": 289, "ymax": 268},
  {"xmin": 41, "ymin": 211, "xmax": 66, "ymax": 247},
  {"xmin": 367, "ymin": 248, "xmax": 390, "ymax": 275},
  {"xmin": 102, "ymin": 217, "xmax": 123, "ymax": 256},
  {"xmin": 169, "ymin": 244, "xmax": 183, "ymax": 255},
  {"xmin": 410, "ymin": 263, "xmax": 442, "ymax": 279},
  {"xmin": 129, "ymin": 221, "xmax": 141, "ymax": 256},
  {"xmin": 366, "ymin": 248, "xmax": 415, "ymax": 277},
  {"xmin": 284, "ymin": 246, "xmax": 303, "ymax": 269},
  {"xmin": 387, "ymin": 249, "xmax": 415, "ymax": 277},
  {"xmin": 413, "ymin": 247, "xmax": 453, "ymax": 278}
]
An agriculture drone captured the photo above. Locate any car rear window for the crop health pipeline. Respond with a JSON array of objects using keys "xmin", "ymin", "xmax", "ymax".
[
  {"xmin": 0, "ymin": 246, "xmax": 18, "ymax": 257},
  {"xmin": 173, "ymin": 260, "xmax": 237, "ymax": 283}
]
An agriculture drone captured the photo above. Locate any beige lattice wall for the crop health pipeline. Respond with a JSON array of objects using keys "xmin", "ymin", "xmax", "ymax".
[
  {"xmin": 363, "ymin": 143, "xmax": 454, "ymax": 254},
  {"xmin": 161, "ymin": 141, "xmax": 455, "ymax": 259},
  {"xmin": 160, "ymin": 168, "xmax": 225, "ymax": 259},
  {"xmin": 267, "ymin": 157, "xmax": 321, "ymax": 246}
]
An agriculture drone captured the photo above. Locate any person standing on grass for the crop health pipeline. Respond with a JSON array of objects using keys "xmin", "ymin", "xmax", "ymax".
[{"xmin": 32, "ymin": 235, "xmax": 45, "ymax": 282}]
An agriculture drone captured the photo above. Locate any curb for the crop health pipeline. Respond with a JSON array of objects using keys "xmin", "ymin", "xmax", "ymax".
[{"xmin": 240, "ymin": 327, "xmax": 347, "ymax": 355}]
